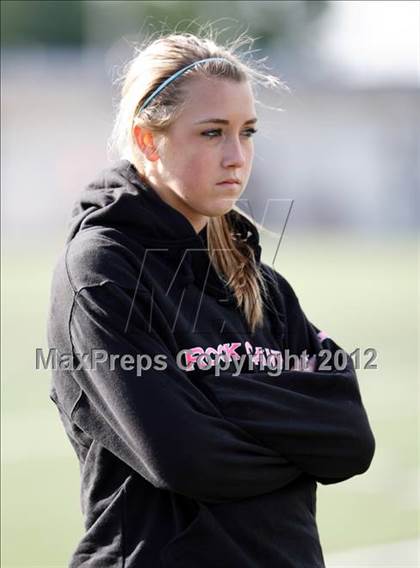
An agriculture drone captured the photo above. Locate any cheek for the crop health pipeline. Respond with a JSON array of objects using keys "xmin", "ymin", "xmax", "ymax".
[
  {"xmin": 246, "ymin": 143, "xmax": 254, "ymax": 163},
  {"xmin": 180, "ymin": 151, "xmax": 210, "ymax": 184}
]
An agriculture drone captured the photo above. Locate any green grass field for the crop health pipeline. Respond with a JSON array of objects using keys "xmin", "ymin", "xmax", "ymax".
[{"xmin": 1, "ymin": 230, "xmax": 418, "ymax": 567}]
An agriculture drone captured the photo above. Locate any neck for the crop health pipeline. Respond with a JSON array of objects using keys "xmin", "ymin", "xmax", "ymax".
[{"xmin": 136, "ymin": 168, "xmax": 209, "ymax": 234}]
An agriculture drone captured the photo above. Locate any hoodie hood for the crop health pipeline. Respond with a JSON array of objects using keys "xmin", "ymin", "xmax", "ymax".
[{"xmin": 67, "ymin": 159, "xmax": 262, "ymax": 305}]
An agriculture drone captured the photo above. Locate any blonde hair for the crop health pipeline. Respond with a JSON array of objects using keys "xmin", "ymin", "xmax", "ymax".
[{"xmin": 109, "ymin": 27, "xmax": 287, "ymax": 333}]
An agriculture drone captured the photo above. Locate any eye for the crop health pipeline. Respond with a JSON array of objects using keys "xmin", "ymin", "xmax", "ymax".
[
  {"xmin": 243, "ymin": 128, "xmax": 258, "ymax": 138},
  {"xmin": 201, "ymin": 129, "xmax": 222, "ymax": 138},
  {"xmin": 200, "ymin": 128, "xmax": 258, "ymax": 139}
]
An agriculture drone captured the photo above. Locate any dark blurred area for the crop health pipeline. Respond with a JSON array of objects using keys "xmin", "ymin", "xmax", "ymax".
[{"xmin": 1, "ymin": 0, "xmax": 328, "ymax": 48}]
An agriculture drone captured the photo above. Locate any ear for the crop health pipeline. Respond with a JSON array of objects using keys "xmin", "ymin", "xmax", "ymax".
[{"xmin": 133, "ymin": 125, "xmax": 160, "ymax": 162}]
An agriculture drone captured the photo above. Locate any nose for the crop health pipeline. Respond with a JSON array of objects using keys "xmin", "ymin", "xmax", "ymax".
[{"xmin": 221, "ymin": 135, "xmax": 247, "ymax": 169}]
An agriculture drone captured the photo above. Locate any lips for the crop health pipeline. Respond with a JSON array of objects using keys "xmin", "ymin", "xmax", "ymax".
[{"xmin": 217, "ymin": 179, "xmax": 241, "ymax": 185}]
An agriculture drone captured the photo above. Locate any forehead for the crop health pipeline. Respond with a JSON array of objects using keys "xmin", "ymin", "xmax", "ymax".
[{"xmin": 179, "ymin": 76, "xmax": 256, "ymax": 122}]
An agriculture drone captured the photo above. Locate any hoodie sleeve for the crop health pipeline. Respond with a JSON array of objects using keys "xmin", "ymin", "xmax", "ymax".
[
  {"xmin": 199, "ymin": 272, "xmax": 376, "ymax": 485},
  {"xmin": 65, "ymin": 279, "xmax": 305, "ymax": 504}
]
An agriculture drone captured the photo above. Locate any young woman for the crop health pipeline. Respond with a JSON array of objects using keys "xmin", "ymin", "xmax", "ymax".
[{"xmin": 47, "ymin": 31, "xmax": 375, "ymax": 567}]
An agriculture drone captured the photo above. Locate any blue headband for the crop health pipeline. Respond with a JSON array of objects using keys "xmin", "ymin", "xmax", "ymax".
[{"xmin": 138, "ymin": 57, "xmax": 230, "ymax": 113}]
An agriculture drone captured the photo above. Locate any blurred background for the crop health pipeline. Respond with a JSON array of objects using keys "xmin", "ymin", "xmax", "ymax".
[{"xmin": 1, "ymin": 1, "xmax": 419, "ymax": 566}]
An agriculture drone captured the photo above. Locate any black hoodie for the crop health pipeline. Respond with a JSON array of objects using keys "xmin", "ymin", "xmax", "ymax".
[{"xmin": 47, "ymin": 159, "xmax": 375, "ymax": 568}]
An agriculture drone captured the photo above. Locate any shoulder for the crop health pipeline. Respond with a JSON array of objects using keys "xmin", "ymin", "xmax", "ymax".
[
  {"xmin": 260, "ymin": 262, "xmax": 300, "ymax": 304},
  {"xmin": 62, "ymin": 228, "xmax": 143, "ymax": 293},
  {"xmin": 260, "ymin": 264, "xmax": 317, "ymax": 353},
  {"xmin": 259, "ymin": 262, "xmax": 307, "ymax": 330}
]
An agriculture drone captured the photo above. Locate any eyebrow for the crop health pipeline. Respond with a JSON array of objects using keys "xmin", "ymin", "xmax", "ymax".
[{"xmin": 194, "ymin": 117, "xmax": 258, "ymax": 125}]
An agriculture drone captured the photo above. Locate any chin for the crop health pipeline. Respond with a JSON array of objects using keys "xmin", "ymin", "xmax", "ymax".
[
  {"xmin": 216, "ymin": 195, "xmax": 239, "ymax": 213},
  {"xmin": 205, "ymin": 202, "xmax": 236, "ymax": 217},
  {"xmin": 192, "ymin": 193, "xmax": 238, "ymax": 218}
]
